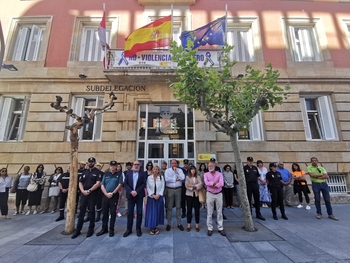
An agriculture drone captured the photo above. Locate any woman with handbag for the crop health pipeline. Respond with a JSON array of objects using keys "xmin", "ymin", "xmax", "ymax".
[
  {"xmin": 26, "ymin": 164, "xmax": 46, "ymax": 215},
  {"xmin": 13, "ymin": 166, "xmax": 31, "ymax": 215},
  {"xmin": 0, "ymin": 168, "xmax": 13, "ymax": 219},
  {"xmin": 40, "ymin": 167, "xmax": 63, "ymax": 214}
]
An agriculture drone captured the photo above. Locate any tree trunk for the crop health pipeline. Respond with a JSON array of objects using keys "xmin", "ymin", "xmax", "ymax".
[
  {"xmin": 64, "ymin": 132, "xmax": 79, "ymax": 234},
  {"xmin": 229, "ymin": 133, "xmax": 255, "ymax": 231}
]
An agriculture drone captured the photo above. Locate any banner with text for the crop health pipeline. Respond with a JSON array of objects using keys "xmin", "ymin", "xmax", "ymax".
[{"xmin": 107, "ymin": 50, "xmax": 221, "ymax": 69}]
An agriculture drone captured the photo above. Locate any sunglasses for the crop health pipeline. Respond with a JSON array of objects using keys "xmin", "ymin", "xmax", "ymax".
[
  {"xmin": 317, "ymin": 168, "xmax": 322, "ymax": 173},
  {"xmin": 1, "ymin": 170, "xmax": 7, "ymax": 173}
]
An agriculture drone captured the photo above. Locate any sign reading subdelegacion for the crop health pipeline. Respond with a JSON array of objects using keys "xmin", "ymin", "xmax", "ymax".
[{"xmin": 108, "ymin": 50, "xmax": 220, "ymax": 68}]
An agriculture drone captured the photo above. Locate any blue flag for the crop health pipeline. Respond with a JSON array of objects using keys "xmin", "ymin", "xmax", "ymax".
[{"xmin": 180, "ymin": 16, "xmax": 226, "ymax": 49}]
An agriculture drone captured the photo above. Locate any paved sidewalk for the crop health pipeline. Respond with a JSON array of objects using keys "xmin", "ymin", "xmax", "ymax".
[{"xmin": 0, "ymin": 204, "xmax": 349, "ymax": 263}]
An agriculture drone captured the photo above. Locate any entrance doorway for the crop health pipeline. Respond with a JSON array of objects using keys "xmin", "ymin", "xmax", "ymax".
[{"xmin": 137, "ymin": 104, "xmax": 195, "ymax": 170}]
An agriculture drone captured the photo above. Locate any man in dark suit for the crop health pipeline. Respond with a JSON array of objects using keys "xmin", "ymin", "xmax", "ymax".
[{"xmin": 123, "ymin": 160, "xmax": 147, "ymax": 237}]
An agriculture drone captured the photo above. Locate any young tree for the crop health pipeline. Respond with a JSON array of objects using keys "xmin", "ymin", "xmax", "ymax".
[
  {"xmin": 50, "ymin": 92, "xmax": 117, "ymax": 234},
  {"xmin": 170, "ymin": 42, "xmax": 289, "ymax": 231}
]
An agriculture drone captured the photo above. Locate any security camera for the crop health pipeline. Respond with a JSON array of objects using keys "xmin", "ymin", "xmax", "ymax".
[{"xmin": 79, "ymin": 73, "xmax": 87, "ymax": 78}]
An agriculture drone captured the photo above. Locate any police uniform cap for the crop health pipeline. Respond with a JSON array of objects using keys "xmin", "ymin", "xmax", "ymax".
[
  {"xmin": 247, "ymin": 156, "xmax": 254, "ymax": 162},
  {"xmin": 110, "ymin": 161, "xmax": 117, "ymax": 166},
  {"xmin": 209, "ymin": 158, "xmax": 216, "ymax": 162},
  {"xmin": 88, "ymin": 157, "xmax": 96, "ymax": 162},
  {"xmin": 183, "ymin": 159, "xmax": 189, "ymax": 164},
  {"xmin": 269, "ymin": 162, "xmax": 277, "ymax": 168}
]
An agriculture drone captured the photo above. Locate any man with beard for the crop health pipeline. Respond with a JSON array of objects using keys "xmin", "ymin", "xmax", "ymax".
[
  {"xmin": 72, "ymin": 157, "xmax": 102, "ymax": 239},
  {"xmin": 123, "ymin": 160, "xmax": 147, "ymax": 237}
]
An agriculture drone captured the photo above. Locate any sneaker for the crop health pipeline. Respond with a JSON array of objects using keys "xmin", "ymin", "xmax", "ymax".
[
  {"xmin": 13, "ymin": 211, "xmax": 19, "ymax": 216},
  {"xmin": 25, "ymin": 211, "xmax": 31, "ymax": 216},
  {"xmin": 328, "ymin": 215, "xmax": 339, "ymax": 221},
  {"xmin": 306, "ymin": 205, "xmax": 311, "ymax": 210},
  {"xmin": 33, "ymin": 210, "xmax": 38, "ymax": 215},
  {"xmin": 297, "ymin": 204, "xmax": 303, "ymax": 209},
  {"xmin": 50, "ymin": 210, "xmax": 55, "ymax": 214},
  {"xmin": 40, "ymin": 210, "xmax": 47, "ymax": 214},
  {"xmin": 316, "ymin": 214, "xmax": 322, "ymax": 219},
  {"xmin": 21, "ymin": 210, "xmax": 26, "ymax": 215},
  {"xmin": 117, "ymin": 212, "xmax": 122, "ymax": 218}
]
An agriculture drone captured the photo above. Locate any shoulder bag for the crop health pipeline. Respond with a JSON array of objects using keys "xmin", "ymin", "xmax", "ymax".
[{"xmin": 27, "ymin": 182, "xmax": 38, "ymax": 192}]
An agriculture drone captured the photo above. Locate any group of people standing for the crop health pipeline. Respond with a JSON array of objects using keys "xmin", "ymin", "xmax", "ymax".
[{"xmin": 0, "ymin": 155, "xmax": 338, "ymax": 239}]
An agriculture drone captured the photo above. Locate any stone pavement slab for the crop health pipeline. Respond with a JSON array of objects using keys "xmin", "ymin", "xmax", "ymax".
[{"xmin": 0, "ymin": 204, "xmax": 350, "ymax": 262}]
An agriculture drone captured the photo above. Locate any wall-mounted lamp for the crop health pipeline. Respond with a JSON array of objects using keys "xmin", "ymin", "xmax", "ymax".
[
  {"xmin": 1, "ymin": 63, "xmax": 18, "ymax": 71},
  {"xmin": 79, "ymin": 73, "xmax": 87, "ymax": 78}
]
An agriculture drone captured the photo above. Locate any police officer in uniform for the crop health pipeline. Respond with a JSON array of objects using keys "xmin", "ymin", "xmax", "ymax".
[
  {"xmin": 72, "ymin": 157, "xmax": 102, "ymax": 239},
  {"xmin": 96, "ymin": 161, "xmax": 123, "ymax": 237},
  {"xmin": 266, "ymin": 163, "xmax": 288, "ymax": 220},
  {"xmin": 243, "ymin": 157, "xmax": 265, "ymax": 220},
  {"xmin": 76, "ymin": 161, "xmax": 86, "ymax": 213},
  {"xmin": 55, "ymin": 167, "xmax": 70, "ymax": 221}
]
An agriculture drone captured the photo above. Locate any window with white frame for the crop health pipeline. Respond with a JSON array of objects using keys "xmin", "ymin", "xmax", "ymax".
[
  {"xmin": 79, "ymin": 26, "xmax": 110, "ymax": 61},
  {"xmin": 7, "ymin": 17, "xmax": 51, "ymax": 62},
  {"xmin": 238, "ymin": 111, "xmax": 263, "ymax": 140},
  {"xmin": 288, "ymin": 25, "xmax": 322, "ymax": 62},
  {"xmin": 68, "ymin": 96, "xmax": 104, "ymax": 141},
  {"xmin": 0, "ymin": 96, "xmax": 30, "ymax": 141},
  {"xmin": 227, "ymin": 27, "xmax": 255, "ymax": 62},
  {"xmin": 300, "ymin": 96, "xmax": 338, "ymax": 140},
  {"xmin": 11, "ymin": 24, "xmax": 45, "ymax": 61}
]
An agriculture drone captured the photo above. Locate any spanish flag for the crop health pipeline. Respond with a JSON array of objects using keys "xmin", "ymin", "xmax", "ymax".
[{"xmin": 124, "ymin": 15, "xmax": 172, "ymax": 57}]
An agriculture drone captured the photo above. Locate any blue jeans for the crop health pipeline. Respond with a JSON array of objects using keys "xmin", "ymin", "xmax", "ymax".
[{"xmin": 312, "ymin": 182, "xmax": 332, "ymax": 215}]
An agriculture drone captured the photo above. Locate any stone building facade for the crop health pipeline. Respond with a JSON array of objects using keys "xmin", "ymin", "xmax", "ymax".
[{"xmin": 0, "ymin": 0, "xmax": 349, "ymax": 195}]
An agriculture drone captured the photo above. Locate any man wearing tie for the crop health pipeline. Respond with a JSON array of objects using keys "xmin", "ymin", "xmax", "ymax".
[
  {"xmin": 123, "ymin": 160, "xmax": 147, "ymax": 237},
  {"xmin": 165, "ymin": 159, "xmax": 185, "ymax": 231}
]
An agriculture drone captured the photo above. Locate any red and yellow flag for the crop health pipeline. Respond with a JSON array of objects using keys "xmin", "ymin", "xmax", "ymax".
[{"xmin": 124, "ymin": 15, "xmax": 172, "ymax": 57}]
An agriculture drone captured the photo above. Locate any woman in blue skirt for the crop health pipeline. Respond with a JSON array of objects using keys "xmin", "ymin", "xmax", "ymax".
[{"xmin": 145, "ymin": 165, "xmax": 165, "ymax": 235}]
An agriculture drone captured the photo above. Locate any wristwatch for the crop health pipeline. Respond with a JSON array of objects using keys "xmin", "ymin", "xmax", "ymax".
[{"xmin": 88, "ymin": 189, "xmax": 91, "ymax": 193}]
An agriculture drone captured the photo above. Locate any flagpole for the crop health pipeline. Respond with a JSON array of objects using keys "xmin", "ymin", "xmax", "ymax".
[
  {"xmin": 103, "ymin": 3, "xmax": 107, "ymax": 70},
  {"xmin": 225, "ymin": 3, "xmax": 228, "ymax": 45},
  {"xmin": 171, "ymin": 4, "xmax": 174, "ymax": 68}
]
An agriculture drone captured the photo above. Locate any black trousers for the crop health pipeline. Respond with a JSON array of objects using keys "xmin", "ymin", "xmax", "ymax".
[
  {"xmin": 101, "ymin": 193, "xmax": 119, "ymax": 231},
  {"xmin": 59, "ymin": 191, "xmax": 68, "ymax": 210},
  {"xmin": 270, "ymin": 187, "xmax": 285, "ymax": 215},
  {"xmin": 76, "ymin": 191, "xmax": 97, "ymax": 232},
  {"xmin": 223, "ymin": 187, "xmax": 234, "ymax": 207},
  {"xmin": 15, "ymin": 189, "xmax": 28, "ymax": 208},
  {"xmin": 186, "ymin": 194, "xmax": 200, "ymax": 224},
  {"xmin": 181, "ymin": 183, "xmax": 186, "ymax": 215},
  {"xmin": 96, "ymin": 188, "xmax": 103, "ymax": 212},
  {"xmin": 246, "ymin": 183, "xmax": 261, "ymax": 215},
  {"xmin": 297, "ymin": 187, "xmax": 310, "ymax": 204},
  {"xmin": 0, "ymin": 189, "xmax": 9, "ymax": 215},
  {"xmin": 127, "ymin": 196, "xmax": 143, "ymax": 231}
]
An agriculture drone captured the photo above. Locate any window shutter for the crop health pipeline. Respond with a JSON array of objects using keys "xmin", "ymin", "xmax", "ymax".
[
  {"xmin": 300, "ymin": 97, "xmax": 312, "ymax": 140},
  {"xmin": 25, "ymin": 25, "xmax": 44, "ymax": 61},
  {"xmin": 298, "ymin": 27, "xmax": 314, "ymax": 62},
  {"xmin": 0, "ymin": 98, "xmax": 15, "ymax": 141},
  {"xmin": 17, "ymin": 97, "xmax": 30, "ymax": 141},
  {"xmin": 249, "ymin": 112, "xmax": 263, "ymax": 141},
  {"xmin": 289, "ymin": 26, "xmax": 299, "ymax": 61},
  {"xmin": 93, "ymin": 97, "xmax": 104, "ymax": 141},
  {"xmin": 67, "ymin": 97, "xmax": 85, "ymax": 141},
  {"xmin": 12, "ymin": 27, "xmax": 31, "ymax": 61},
  {"xmin": 317, "ymin": 96, "xmax": 337, "ymax": 140},
  {"xmin": 227, "ymin": 30, "xmax": 235, "ymax": 61},
  {"xmin": 79, "ymin": 28, "xmax": 91, "ymax": 61}
]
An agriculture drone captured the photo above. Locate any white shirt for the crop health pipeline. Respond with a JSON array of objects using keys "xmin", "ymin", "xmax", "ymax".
[{"xmin": 165, "ymin": 167, "xmax": 185, "ymax": 188}]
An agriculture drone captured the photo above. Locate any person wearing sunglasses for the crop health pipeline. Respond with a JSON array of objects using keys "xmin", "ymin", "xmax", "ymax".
[{"xmin": 307, "ymin": 157, "xmax": 338, "ymax": 221}]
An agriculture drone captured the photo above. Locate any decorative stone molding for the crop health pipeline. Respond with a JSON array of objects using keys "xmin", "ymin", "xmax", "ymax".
[{"xmin": 138, "ymin": 0, "xmax": 195, "ymax": 5}]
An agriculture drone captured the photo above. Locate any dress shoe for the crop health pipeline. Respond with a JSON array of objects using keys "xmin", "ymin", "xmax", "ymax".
[
  {"xmin": 281, "ymin": 214, "xmax": 288, "ymax": 220},
  {"xmin": 71, "ymin": 231, "xmax": 81, "ymax": 239},
  {"xmin": 328, "ymin": 215, "xmax": 339, "ymax": 221},
  {"xmin": 316, "ymin": 214, "xmax": 322, "ymax": 219},
  {"xmin": 137, "ymin": 229, "xmax": 142, "ymax": 237},
  {"xmin": 123, "ymin": 230, "xmax": 132, "ymax": 237},
  {"xmin": 207, "ymin": 230, "xmax": 213, "ymax": 236},
  {"xmin": 86, "ymin": 229, "xmax": 94, "ymax": 237},
  {"xmin": 256, "ymin": 214, "xmax": 266, "ymax": 221},
  {"xmin": 181, "ymin": 214, "xmax": 186, "ymax": 218},
  {"xmin": 96, "ymin": 229, "xmax": 108, "ymax": 236},
  {"xmin": 109, "ymin": 230, "xmax": 114, "ymax": 237},
  {"xmin": 178, "ymin": 224, "xmax": 184, "ymax": 231},
  {"xmin": 273, "ymin": 214, "xmax": 278, "ymax": 220},
  {"xmin": 166, "ymin": 224, "xmax": 171, "ymax": 231},
  {"xmin": 219, "ymin": 230, "xmax": 226, "ymax": 236},
  {"xmin": 186, "ymin": 227, "xmax": 191, "ymax": 232}
]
